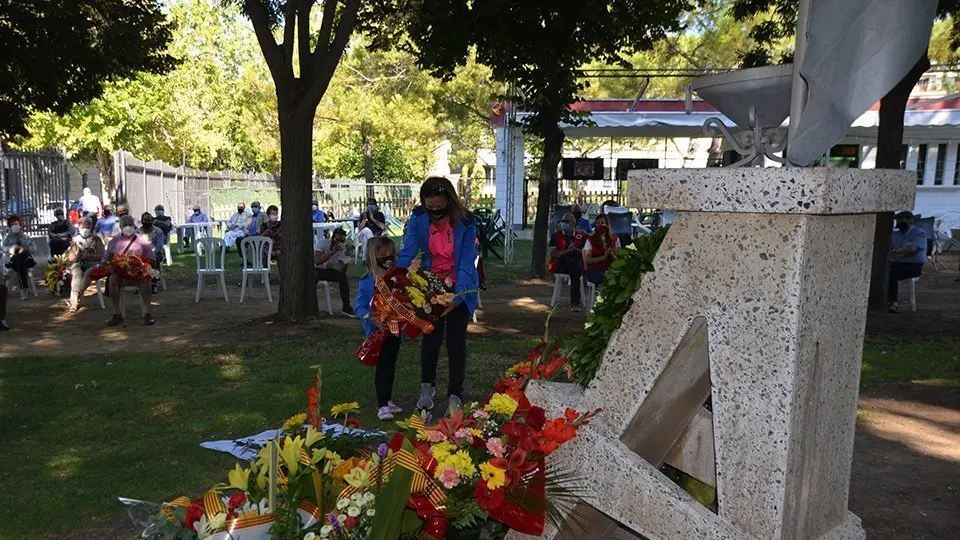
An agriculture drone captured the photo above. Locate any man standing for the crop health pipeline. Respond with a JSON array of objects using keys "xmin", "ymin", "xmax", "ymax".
[
  {"xmin": 78, "ymin": 187, "xmax": 102, "ymax": 217},
  {"xmin": 183, "ymin": 204, "xmax": 210, "ymax": 249},
  {"xmin": 357, "ymin": 197, "xmax": 386, "ymax": 257},
  {"xmin": 888, "ymin": 211, "xmax": 927, "ymax": 313},
  {"xmin": 314, "ymin": 227, "xmax": 355, "ymax": 317}
]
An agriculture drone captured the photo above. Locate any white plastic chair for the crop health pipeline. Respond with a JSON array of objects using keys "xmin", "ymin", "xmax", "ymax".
[
  {"xmin": 96, "ymin": 280, "xmax": 147, "ymax": 318},
  {"xmin": 550, "ymin": 273, "xmax": 584, "ymax": 307},
  {"xmin": 583, "ymin": 278, "xmax": 597, "ymax": 310},
  {"xmin": 5, "ymin": 268, "xmax": 39, "ymax": 298},
  {"xmin": 240, "ymin": 236, "xmax": 273, "ymax": 303},
  {"xmin": 195, "ymin": 237, "xmax": 229, "ymax": 303},
  {"xmin": 315, "ymin": 281, "xmax": 333, "ymax": 315}
]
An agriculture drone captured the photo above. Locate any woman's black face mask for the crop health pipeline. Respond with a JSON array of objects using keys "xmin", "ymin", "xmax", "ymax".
[
  {"xmin": 428, "ymin": 206, "xmax": 448, "ymax": 221},
  {"xmin": 376, "ymin": 256, "xmax": 395, "ymax": 269}
]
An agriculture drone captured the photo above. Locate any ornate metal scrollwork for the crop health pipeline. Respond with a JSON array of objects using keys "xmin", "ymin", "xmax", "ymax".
[{"xmin": 703, "ymin": 106, "xmax": 788, "ymax": 167}]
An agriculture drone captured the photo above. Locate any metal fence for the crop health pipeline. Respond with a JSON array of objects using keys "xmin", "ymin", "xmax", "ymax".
[{"xmin": 0, "ymin": 148, "xmax": 69, "ymax": 233}]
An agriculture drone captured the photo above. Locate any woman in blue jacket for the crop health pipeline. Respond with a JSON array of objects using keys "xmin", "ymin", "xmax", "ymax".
[{"xmin": 397, "ymin": 176, "xmax": 479, "ymax": 415}]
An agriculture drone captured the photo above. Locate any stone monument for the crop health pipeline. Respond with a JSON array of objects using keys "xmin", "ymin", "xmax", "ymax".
[{"xmin": 509, "ymin": 167, "xmax": 914, "ymax": 540}]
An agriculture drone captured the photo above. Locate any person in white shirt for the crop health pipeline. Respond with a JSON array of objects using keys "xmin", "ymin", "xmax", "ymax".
[
  {"xmin": 313, "ymin": 227, "xmax": 354, "ymax": 317},
  {"xmin": 223, "ymin": 201, "xmax": 250, "ymax": 249},
  {"xmin": 79, "ymin": 187, "xmax": 102, "ymax": 216}
]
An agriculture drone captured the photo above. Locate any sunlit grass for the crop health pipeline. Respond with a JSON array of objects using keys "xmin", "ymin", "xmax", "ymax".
[{"xmin": 861, "ymin": 338, "xmax": 960, "ymax": 386}]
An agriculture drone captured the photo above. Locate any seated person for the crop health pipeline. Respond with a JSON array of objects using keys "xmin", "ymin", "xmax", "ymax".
[
  {"xmin": 153, "ymin": 204, "xmax": 173, "ymax": 240},
  {"xmin": 312, "ymin": 200, "xmax": 327, "ymax": 223},
  {"xmin": 138, "ymin": 213, "xmax": 166, "ymax": 294},
  {"xmin": 314, "ymin": 227, "xmax": 355, "ymax": 317},
  {"xmin": 548, "ymin": 212, "xmax": 587, "ymax": 312},
  {"xmin": 47, "ymin": 207, "xmax": 76, "ymax": 258},
  {"xmin": 887, "ymin": 211, "xmax": 927, "ymax": 313},
  {"xmin": 104, "ymin": 214, "xmax": 157, "ymax": 326},
  {"xmin": 110, "ymin": 204, "xmax": 136, "ymax": 236},
  {"xmin": 259, "ymin": 205, "xmax": 282, "ymax": 262},
  {"xmin": 2, "ymin": 215, "xmax": 37, "ymax": 300},
  {"xmin": 582, "ymin": 213, "xmax": 620, "ymax": 286},
  {"xmin": 357, "ymin": 197, "xmax": 386, "ymax": 256},
  {"xmin": 572, "ymin": 204, "xmax": 593, "ymax": 233},
  {"xmin": 182, "ymin": 205, "xmax": 210, "ymax": 248},
  {"xmin": 235, "ymin": 200, "xmax": 268, "ymax": 259},
  {"xmin": 224, "ymin": 201, "xmax": 250, "ymax": 249},
  {"xmin": 67, "ymin": 217, "xmax": 106, "ymax": 312},
  {"xmin": 95, "ymin": 206, "xmax": 117, "ymax": 238}
]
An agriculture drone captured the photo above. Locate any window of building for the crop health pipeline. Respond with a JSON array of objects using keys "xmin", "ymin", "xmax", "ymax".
[
  {"xmin": 827, "ymin": 144, "xmax": 860, "ymax": 168},
  {"xmin": 484, "ymin": 165, "xmax": 495, "ymax": 189},
  {"xmin": 916, "ymin": 144, "xmax": 928, "ymax": 185},
  {"xmin": 935, "ymin": 143, "xmax": 948, "ymax": 185},
  {"xmin": 900, "ymin": 145, "xmax": 908, "ymax": 169}
]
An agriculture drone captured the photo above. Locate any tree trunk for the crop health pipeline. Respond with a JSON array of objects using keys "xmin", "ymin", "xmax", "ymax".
[
  {"xmin": 277, "ymin": 104, "xmax": 321, "ymax": 321},
  {"xmin": 361, "ymin": 125, "xmax": 375, "ymax": 199},
  {"xmin": 462, "ymin": 163, "xmax": 473, "ymax": 207},
  {"xmin": 867, "ymin": 52, "xmax": 929, "ymax": 311},
  {"xmin": 531, "ymin": 125, "xmax": 564, "ymax": 277},
  {"xmin": 95, "ymin": 149, "xmax": 115, "ymax": 205}
]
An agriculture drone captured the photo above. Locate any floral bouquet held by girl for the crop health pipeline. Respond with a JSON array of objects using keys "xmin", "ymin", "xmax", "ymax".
[{"xmin": 356, "ymin": 256, "xmax": 458, "ymax": 367}]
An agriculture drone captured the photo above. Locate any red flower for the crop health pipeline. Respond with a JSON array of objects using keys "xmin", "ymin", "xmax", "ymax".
[
  {"xmin": 501, "ymin": 420, "xmax": 530, "ymax": 445},
  {"xmin": 184, "ymin": 503, "xmax": 204, "ymax": 531},
  {"xmin": 345, "ymin": 516, "xmax": 358, "ymax": 529},
  {"xmin": 424, "ymin": 410, "xmax": 474, "ymax": 440},
  {"xmin": 489, "ymin": 449, "xmax": 537, "ymax": 486},
  {"xmin": 475, "ymin": 482, "xmax": 505, "ymax": 510},
  {"xmin": 345, "ymin": 417, "xmax": 362, "ymax": 429},
  {"xmin": 228, "ymin": 493, "xmax": 247, "ymax": 509},
  {"xmin": 526, "ymin": 406, "xmax": 546, "ymax": 430}
]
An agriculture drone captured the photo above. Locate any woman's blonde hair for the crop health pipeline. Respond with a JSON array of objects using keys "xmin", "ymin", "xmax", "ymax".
[{"xmin": 365, "ymin": 236, "xmax": 397, "ymax": 273}]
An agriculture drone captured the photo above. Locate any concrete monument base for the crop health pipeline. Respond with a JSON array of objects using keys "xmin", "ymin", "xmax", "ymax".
[{"xmin": 510, "ymin": 168, "xmax": 914, "ymax": 540}]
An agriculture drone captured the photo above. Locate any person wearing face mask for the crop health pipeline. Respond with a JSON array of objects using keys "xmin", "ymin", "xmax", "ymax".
[
  {"xmin": 260, "ymin": 205, "xmax": 282, "ymax": 262},
  {"xmin": 2, "ymin": 215, "xmax": 38, "ymax": 300},
  {"xmin": 96, "ymin": 206, "xmax": 117, "ymax": 238},
  {"xmin": 357, "ymin": 197, "xmax": 386, "ymax": 258},
  {"xmin": 66, "ymin": 217, "xmax": 106, "ymax": 312},
  {"xmin": 311, "ymin": 200, "xmax": 326, "ymax": 223},
  {"xmin": 153, "ymin": 204, "xmax": 173, "ymax": 240},
  {"xmin": 314, "ymin": 227, "xmax": 355, "ymax": 317},
  {"xmin": 234, "ymin": 200, "xmax": 268, "ymax": 259},
  {"xmin": 138, "ymin": 213, "xmax": 166, "ymax": 294},
  {"xmin": 224, "ymin": 202, "xmax": 250, "ymax": 249},
  {"xmin": 582, "ymin": 213, "xmax": 620, "ymax": 287},
  {"xmin": 396, "ymin": 177, "xmax": 479, "ymax": 415},
  {"xmin": 572, "ymin": 204, "xmax": 593, "ymax": 233},
  {"xmin": 110, "ymin": 204, "xmax": 136, "ymax": 237},
  {"xmin": 182, "ymin": 205, "xmax": 210, "ymax": 249},
  {"xmin": 548, "ymin": 212, "xmax": 587, "ymax": 311},
  {"xmin": 47, "ymin": 208, "xmax": 76, "ymax": 258},
  {"xmin": 356, "ymin": 235, "xmax": 404, "ymax": 420},
  {"xmin": 102, "ymin": 214, "xmax": 158, "ymax": 326},
  {"xmin": 887, "ymin": 211, "xmax": 927, "ymax": 313}
]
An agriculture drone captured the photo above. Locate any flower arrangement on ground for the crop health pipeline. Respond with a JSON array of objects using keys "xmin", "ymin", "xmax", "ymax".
[
  {"xmin": 355, "ymin": 255, "xmax": 457, "ymax": 366},
  {"xmin": 44, "ymin": 254, "xmax": 70, "ymax": 296}
]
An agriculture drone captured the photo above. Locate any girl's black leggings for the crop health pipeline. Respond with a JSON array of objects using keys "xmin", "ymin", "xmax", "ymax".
[{"xmin": 375, "ymin": 334, "xmax": 402, "ymax": 407}]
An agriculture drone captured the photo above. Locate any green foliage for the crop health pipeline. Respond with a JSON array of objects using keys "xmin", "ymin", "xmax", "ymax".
[
  {"xmin": 335, "ymin": 135, "xmax": 418, "ymax": 182},
  {"xmin": 444, "ymin": 496, "xmax": 488, "ymax": 531},
  {"xmin": 368, "ymin": 440, "xmax": 416, "ymax": 540},
  {"xmin": 0, "ymin": 0, "xmax": 174, "ymax": 138},
  {"xmin": 568, "ymin": 228, "xmax": 669, "ymax": 387}
]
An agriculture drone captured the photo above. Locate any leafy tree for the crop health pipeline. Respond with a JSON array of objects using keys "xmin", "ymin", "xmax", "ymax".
[
  {"xmin": 382, "ymin": 0, "xmax": 695, "ymax": 276},
  {"xmin": 731, "ymin": 0, "xmax": 955, "ymax": 310},
  {"xmin": 0, "ymin": 0, "xmax": 173, "ymax": 140}
]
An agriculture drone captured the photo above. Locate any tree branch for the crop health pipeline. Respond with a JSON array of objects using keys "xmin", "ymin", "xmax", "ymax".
[
  {"xmin": 283, "ymin": 0, "xmax": 296, "ymax": 67},
  {"xmin": 314, "ymin": 0, "xmax": 338, "ymax": 56},
  {"xmin": 307, "ymin": 0, "xmax": 360, "ymax": 102},
  {"xmin": 298, "ymin": 0, "xmax": 313, "ymax": 81},
  {"xmin": 244, "ymin": 0, "xmax": 287, "ymax": 85}
]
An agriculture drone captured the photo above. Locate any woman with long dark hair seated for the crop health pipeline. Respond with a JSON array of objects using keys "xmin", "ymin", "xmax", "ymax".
[{"xmin": 396, "ymin": 177, "xmax": 479, "ymax": 415}]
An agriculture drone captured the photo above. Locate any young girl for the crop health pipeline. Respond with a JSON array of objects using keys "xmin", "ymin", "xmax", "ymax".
[
  {"xmin": 356, "ymin": 236, "xmax": 404, "ymax": 421},
  {"xmin": 582, "ymin": 213, "xmax": 620, "ymax": 286}
]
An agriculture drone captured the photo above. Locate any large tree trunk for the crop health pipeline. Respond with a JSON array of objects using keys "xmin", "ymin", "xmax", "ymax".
[
  {"xmin": 277, "ymin": 104, "xmax": 321, "ymax": 321},
  {"xmin": 867, "ymin": 52, "xmax": 929, "ymax": 311},
  {"xmin": 531, "ymin": 125, "xmax": 564, "ymax": 277},
  {"xmin": 95, "ymin": 149, "xmax": 115, "ymax": 205},
  {"xmin": 361, "ymin": 124, "xmax": 375, "ymax": 200}
]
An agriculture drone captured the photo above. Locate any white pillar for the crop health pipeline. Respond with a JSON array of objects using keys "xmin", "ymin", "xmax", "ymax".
[{"xmin": 494, "ymin": 126, "xmax": 525, "ymax": 227}]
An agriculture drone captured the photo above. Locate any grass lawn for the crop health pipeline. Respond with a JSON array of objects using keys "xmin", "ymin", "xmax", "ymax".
[{"xmin": 861, "ymin": 337, "xmax": 960, "ymax": 386}]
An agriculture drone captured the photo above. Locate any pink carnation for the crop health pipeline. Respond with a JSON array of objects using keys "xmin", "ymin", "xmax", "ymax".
[
  {"xmin": 438, "ymin": 466, "xmax": 460, "ymax": 489},
  {"xmin": 486, "ymin": 437, "xmax": 507, "ymax": 458},
  {"xmin": 472, "ymin": 409, "xmax": 490, "ymax": 420},
  {"xmin": 454, "ymin": 428, "xmax": 473, "ymax": 443}
]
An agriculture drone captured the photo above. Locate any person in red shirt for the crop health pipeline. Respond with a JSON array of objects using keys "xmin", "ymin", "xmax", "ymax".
[
  {"xmin": 549, "ymin": 212, "xmax": 587, "ymax": 311},
  {"xmin": 582, "ymin": 213, "xmax": 620, "ymax": 286}
]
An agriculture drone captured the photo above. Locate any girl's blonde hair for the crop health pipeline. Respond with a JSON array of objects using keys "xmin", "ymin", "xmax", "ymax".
[{"xmin": 365, "ymin": 236, "xmax": 397, "ymax": 273}]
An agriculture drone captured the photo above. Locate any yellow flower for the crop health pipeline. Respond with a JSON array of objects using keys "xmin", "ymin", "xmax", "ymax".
[
  {"xmin": 406, "ymin": 286, "xmax": 426, "ymax": 308},
  {"xmin": 407, "ymin": 258, "xmax": 421, "ymax": 275},
  {"xmin": 479, "ymin": 461, "xmax": 506, "ymax": 490},
  {"xmin": 409, "ymin": 271, "xmax": 428, "ymax": 289},
  {"xmin": 435, "ymin": 450, "xmax": 477, "ymax": 479},
  {"xmin": 304, "ymin": 426, "xmax": 325, "ymax": 448},
  {"xmin": 330, "ymin": 402, "xmax": 360, "ymax": 417},
  {"xmin": 322, "ymin": 450, "xmax": 344, "ymax": 474},
  {"xmin": 467, "ymin": 428, "xmax": 484, "ymax": 438},
  {"xmin": 416, "ymin": 429, "xmax": 430, "ymax": 441},
  {"xmin": 344, "ymin": 465, "xmax": 371, "ymax": 489},
  {"xmin": 429, "ymin": 441, "xmax": 457, "ymax": 461},
  {"xmin": 283, "ymin": 413, "xmax": 307, "ymax": 432},
  {"xmin": 484, "ymin": 393, "xmax": 519, "ymax": 417},
  {"xmin": 279, "ymin": 436, "xmax": 304, "ymax": 476},
  {"xmin": 208, "ymin": 512, "xmax": 227, "ymax": 530},
  {"xmin": 227, "ymin": 464, "xmax": 250, "ymax": 491}
]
